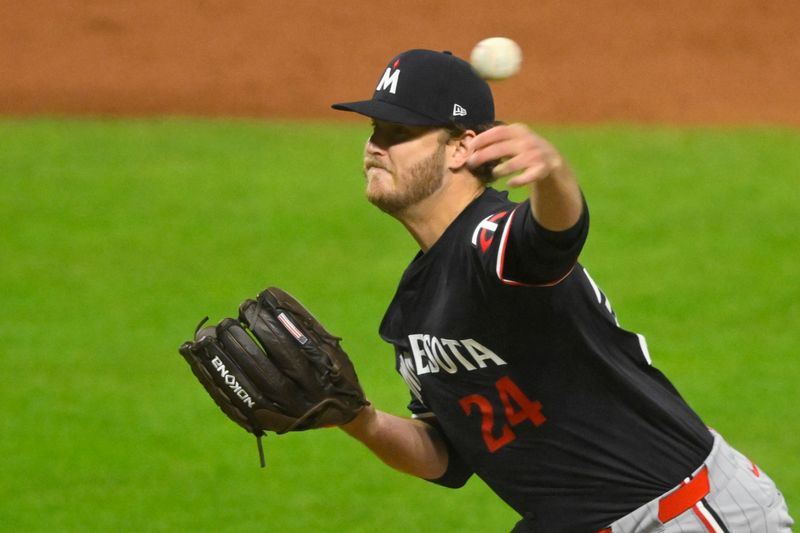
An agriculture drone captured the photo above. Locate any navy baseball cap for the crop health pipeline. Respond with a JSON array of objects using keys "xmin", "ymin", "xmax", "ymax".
[{"xmin": 332, "ymin": 49, "xmax": 494, "ymax": 129}]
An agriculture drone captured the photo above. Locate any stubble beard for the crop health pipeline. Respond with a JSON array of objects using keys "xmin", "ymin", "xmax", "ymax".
[{"xmin": 364, "ymin": 142, "xmax": 446, "ymax": 215}]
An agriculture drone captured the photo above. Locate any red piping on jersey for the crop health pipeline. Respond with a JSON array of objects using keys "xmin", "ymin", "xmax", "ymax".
[{"xmin": 495, "ymin": 205, "xmax": 575, "ymax": 288}]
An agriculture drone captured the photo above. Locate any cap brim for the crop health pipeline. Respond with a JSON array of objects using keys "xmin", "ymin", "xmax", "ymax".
[{"xmin": 331, "ymin": 100, "xmax": 445, "ymax": 126}]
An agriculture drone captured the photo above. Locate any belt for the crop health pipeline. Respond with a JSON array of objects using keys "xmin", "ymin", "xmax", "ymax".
[{"xmin": 597, "ymin": 466, "xmax": 710, "ymax": 533}]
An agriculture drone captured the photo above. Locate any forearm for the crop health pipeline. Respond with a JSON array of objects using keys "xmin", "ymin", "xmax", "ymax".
[
  {"xmin": 529, "ymin": 159, "xmax": 584, "ymax": 231},
  {"xmin": 341, "ymin": 405, "xmax": 449, "ymax": 480},
  {"xmin": 467, "ymin": 123, "xmax": 585, "ymax": 231}
]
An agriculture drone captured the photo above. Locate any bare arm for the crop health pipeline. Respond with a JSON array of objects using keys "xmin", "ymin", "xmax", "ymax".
[
  {"xmin": 467, "ymin": 123, "xmax": 584, "ymax": 231},
  {"xmin": 340, "ymin": 405, "xmax": 449, "ymax": 480}
]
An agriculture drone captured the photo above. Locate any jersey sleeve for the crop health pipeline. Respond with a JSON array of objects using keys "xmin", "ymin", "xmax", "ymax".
[
  {"xmin": 417, "ymin": 417, "xmax": 474, "ymax": 488},
  {"xmin": 406, "ymin": 394, "xmax": 474, "ymax": 488},
  {"xmin": 407, "ymin": 393, "xmax": 434, "ymax": 419},
  {"xmin": 495, "ymin": 195, "xmax": 589, "ymax": 286}
]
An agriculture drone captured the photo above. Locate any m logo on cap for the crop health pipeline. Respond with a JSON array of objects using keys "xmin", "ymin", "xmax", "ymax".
[{"xmin": 376, "ymin": 67, "xmax": 401, "ymax": 94}]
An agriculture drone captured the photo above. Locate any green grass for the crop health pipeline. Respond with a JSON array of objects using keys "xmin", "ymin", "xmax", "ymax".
[{"xmin": 0, "ymin": 118, "xmax": 797, "ymax": 531}]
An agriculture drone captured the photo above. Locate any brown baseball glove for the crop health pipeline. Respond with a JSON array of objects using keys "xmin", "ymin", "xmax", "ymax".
[{"xmin": 179, "ymin": 287, "xmax": 368, "ymax": 466}]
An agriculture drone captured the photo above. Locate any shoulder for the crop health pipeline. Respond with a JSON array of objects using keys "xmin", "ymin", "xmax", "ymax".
[{"xmin": 462, "ymin": 188, "xmax": 520, "ymax": 252}]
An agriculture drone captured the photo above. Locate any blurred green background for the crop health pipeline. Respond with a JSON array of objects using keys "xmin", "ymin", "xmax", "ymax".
[{"xmin": 0, "ymin": 119, "xmax": 797, "ymax": 531}]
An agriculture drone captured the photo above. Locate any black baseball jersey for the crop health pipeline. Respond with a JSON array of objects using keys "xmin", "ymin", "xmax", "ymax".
[{"xmin": 379, "ymin": 188, "xmax": 713, "ymax": 532}]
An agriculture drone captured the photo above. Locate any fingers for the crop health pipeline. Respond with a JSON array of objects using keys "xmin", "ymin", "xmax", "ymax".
[
  {"xmin": 466, "ymin": 124, "xmax": 524, "ymax": 167},
  {"xmin": 505, "ymin": 164, "xmax": 549, "ymax": 187},
  {"xmin": 467, "ymin": 124, "xmax": 562, "ymax": 187}
]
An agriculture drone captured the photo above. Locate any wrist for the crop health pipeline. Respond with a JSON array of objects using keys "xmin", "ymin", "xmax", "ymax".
[{"xmin": 341, "ymin": 404, "xmax": 378, "ymax": 438}]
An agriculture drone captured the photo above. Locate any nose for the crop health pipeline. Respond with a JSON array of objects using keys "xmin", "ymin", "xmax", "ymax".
[{"xmin": 366, "ymin": 134, "xmax": 387, "ymax": 155}]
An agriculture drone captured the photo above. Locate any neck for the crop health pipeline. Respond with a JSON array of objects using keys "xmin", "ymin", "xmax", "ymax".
[{"xmin": 394, "ymin": 176, "xmax": 485, "ymax": 252}]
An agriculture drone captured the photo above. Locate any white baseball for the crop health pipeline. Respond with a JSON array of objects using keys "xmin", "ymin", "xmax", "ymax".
[{"xmin": 470, "ymin": 37, "xmax": 523, "ymax": 80}]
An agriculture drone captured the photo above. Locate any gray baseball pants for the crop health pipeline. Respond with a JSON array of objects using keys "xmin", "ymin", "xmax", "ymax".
[{"xmin": 598, "ymin": 430, "xmax": 793, "ymax": 532}]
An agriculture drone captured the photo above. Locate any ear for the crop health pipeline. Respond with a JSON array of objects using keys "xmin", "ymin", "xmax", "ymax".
[{"xmin": 446, "ymin": 129, "xmax": 477, "ymax": 171}]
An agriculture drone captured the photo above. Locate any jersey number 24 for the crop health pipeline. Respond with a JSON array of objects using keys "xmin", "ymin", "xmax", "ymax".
[{"xmin": 459, "ymin": 376, "xmax": 546, "ymax": 453}]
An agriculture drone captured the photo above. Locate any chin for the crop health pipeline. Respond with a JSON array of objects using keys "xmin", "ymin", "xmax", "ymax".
[
  {"xmin": 366, "ymin": 187, "xmax": 404, "ymax": 214},
  {"xmin": 365, "ymin": 172, "xmax": 393, "ymax": 198},
  {"xmin": 366, "ymin": 187, "xmax": 391, "ymax": 207}
]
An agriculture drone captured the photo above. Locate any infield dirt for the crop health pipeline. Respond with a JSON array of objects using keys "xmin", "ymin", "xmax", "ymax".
[{"xmin": 1, "ymin": 1, "xmax": 798, "ymax": 125}]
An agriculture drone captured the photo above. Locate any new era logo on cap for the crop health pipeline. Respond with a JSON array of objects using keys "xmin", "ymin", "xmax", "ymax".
[{"xmin": 332, "ymin": 49, "xmax": 494, "ymax": 128}]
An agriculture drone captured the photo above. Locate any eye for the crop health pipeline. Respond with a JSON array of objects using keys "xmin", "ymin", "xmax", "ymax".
[
  {"xmin": 370, "ymin": 121, "xmax": 431, "ymax": 147},
  {"xmin": 392, "ymin": 126, "xmax": 414, "ymax": 141},
  {"xmin": 371, "ymin": 122, "xmax": 401, "ymax": 143}
]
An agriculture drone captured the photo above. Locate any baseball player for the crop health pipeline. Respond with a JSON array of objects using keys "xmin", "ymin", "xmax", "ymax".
[{"xmin": 330, "ymin": 49, "xmax": 794, "ymax": 532}]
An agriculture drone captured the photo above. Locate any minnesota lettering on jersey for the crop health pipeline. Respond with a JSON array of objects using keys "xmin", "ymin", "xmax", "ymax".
[{"xmin": 397, "ymin": 334, "xmax": 507, "ymax": 401}]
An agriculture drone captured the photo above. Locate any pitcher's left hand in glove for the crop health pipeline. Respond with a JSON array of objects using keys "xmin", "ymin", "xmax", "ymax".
[{"xmin": 179, "ymin": 287, "xmax": 368, "ymax": 466}]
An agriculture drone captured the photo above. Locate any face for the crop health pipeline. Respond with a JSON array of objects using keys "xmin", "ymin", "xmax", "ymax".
[{"xmin": 363, "ymin": 120, "xmax": 449, "ymax": 214}]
